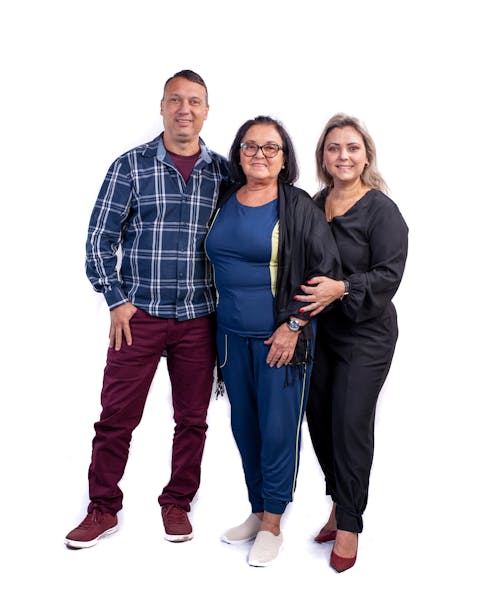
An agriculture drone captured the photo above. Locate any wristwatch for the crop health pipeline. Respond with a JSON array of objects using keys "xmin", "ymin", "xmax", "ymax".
[
  {"xmin": 287, "ymin": 318, "xmax": 302, "ymax": 332},
  {"xmin": 341, "ymin": 279, "xmax": 350, "ymax": 299}
]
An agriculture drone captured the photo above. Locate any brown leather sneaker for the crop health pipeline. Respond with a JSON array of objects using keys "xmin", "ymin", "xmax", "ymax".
[
  {"xmin": 65, "ymin": 508, "xmax": 118, "ymax": 549},
  {"xmin": 161, "ymin": 504, "xmax": 193, "ymax": 542}
]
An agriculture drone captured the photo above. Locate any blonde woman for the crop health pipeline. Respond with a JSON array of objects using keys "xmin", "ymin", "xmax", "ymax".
[{"xmin": 296, "ymin": 114, "xmax": 408, "ymax": 572}]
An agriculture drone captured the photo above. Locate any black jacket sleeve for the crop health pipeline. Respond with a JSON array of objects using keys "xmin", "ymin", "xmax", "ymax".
[
  {"xmin": 275, "ymin": 183, "xmax": 342, "ymax": 325},
  {"xmin": 341, "ymin": 194, "xmax": 408, "ymax": 323}
]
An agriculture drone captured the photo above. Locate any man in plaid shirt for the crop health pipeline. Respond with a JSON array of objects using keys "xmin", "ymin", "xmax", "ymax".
[{"xmin": 65, "ymin": 70, "xmax": 229, "ymax": 548}]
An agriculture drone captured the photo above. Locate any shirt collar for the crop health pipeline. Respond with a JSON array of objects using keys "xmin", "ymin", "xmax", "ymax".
[{"xmin": 155, "ymin": 135, "xmax": 212, "ymax": 166}]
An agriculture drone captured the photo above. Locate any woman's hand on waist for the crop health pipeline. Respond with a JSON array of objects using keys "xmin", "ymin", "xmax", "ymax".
[{"xmin": 294, "ymin": 276, "xmax": 345, "ymax": 317}]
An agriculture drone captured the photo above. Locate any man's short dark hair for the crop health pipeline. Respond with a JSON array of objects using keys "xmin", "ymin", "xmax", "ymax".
[{"xmin": 163, "ymin": 70, "xmax": 208, "ymax": 105}]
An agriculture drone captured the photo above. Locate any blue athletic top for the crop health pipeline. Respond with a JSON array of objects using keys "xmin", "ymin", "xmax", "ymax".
[{"xmin": 205, "ymin": 192, "xmax": 279, "ymax": 337}]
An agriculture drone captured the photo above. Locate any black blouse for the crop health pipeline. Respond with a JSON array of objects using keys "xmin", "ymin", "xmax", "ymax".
[{"xmin": 314, "ymin": 188, "xmax": 408, "ymax": 324}]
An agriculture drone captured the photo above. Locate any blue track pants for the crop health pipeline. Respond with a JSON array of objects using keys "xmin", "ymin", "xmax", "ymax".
[{"xmin": 217, "ymin": 329, "xmax": 313, "ymax": 515}]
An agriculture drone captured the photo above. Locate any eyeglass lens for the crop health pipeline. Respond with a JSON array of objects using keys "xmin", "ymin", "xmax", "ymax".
[{"xmin": 241, "ymin": 143, "xmax": 281, "ymax": 158}]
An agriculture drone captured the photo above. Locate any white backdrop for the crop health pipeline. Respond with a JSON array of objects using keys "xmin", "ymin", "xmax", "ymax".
[{"xmin": 1, "ymin": 1, "xmax": 498, "ymax": 601}]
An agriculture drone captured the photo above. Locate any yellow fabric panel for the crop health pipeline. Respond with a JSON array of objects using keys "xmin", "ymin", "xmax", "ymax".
[{"xmin": 270, "ymin": 221, "xmax": 279, "ymax": 296}]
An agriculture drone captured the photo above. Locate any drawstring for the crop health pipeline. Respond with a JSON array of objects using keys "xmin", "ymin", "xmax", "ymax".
[
  {"xmin": 215, "ymin": 331, "xmax": 312, "ymax": 394},
  {"xmin": 215, "ymin": 376, "xmax": 225, "ymax": 399},
  {"xmin": 284, "ymin": 335, "xmax": 311, "ymax": 386}
]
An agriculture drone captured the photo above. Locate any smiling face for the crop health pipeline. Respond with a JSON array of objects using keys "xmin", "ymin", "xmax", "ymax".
[
  {"xmin": 239, "ymin": 124, "xmax": 285, "ymax": 185},
  {"xmin": 160, "ymin": 77, "xmax": 209, "ymax": 153},
  {"xmin": 323, "ymin": 126, "xmax": 368, "ymax": 186}
]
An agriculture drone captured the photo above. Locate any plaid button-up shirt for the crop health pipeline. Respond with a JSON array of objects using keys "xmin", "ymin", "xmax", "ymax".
[{"xmin": 86, "ymin": 134, "xmax": 229, "ymax": 320}]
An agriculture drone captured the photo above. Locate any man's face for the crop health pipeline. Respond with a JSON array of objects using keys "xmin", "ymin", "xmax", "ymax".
[{"xmin": 160, "ymin": 77, "xmax": 209, "ymax": 147}]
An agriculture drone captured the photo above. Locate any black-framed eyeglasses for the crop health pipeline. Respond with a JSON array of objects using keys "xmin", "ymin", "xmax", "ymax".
[{"xmin": 240, "ymin": 142, "xmax": 283, "ymax": 158}]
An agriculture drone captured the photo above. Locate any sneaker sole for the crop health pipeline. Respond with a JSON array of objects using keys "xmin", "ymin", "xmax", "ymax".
[
  {"xmin": 164, "ymin": 532, "xmax": 193, "ymax": 543},
  {"xmin": 64, "ymin": 525, "xmax": 119, "ymax": 549},
  {"xmin": 247, "ymin": 548, "xmax": 283, "ymax": 567},
  {"xmin": 221, "ymin": 534, "xmax": 257, "ymax": 545},
  {"xmin": 248, "ymin": 542, "xmax": 284, "ymax": 567}
]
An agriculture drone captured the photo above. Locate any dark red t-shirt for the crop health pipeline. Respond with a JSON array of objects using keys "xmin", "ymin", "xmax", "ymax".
[{"xmin": 168, "ymin": 149, "xmax": 201, "ymax": 183}]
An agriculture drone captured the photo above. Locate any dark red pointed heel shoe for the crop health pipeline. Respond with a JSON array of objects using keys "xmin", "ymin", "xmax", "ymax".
[
  {"xmin": 314, "ymin": 528, "xmax": 337, "ymax": 543},
  {"xmin": 330, "ymin": 532, "xmax": 358, "ymax": 572},
  {"xmin": 330, "ymin": 548, "xmax": 357, "ymax": 572}
]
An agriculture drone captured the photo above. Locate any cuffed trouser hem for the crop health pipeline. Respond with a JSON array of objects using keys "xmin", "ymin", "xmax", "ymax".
[
  {"xmin": 336, "ymin": 505, "xmax": 363, "ymax": 533},
  {"xmin": 251, "ymin": 501, "xmax": 288, "ymax": 515},
  {"xmin": 250, "ymin": 503, "xmax": 264, "ymax": 514},
  {"xmin": 157, "ymin": 497, "xmax": 192, "ymax": 512},
  {"xmin": 88, "ymin": 501, "xmax": 118, "ymax": 516},
  {"xmin": 250, "ymin": 500, "xmax": 287, "ymax": 515},
  {"xmin": 264, "ymin": 501, "xmax": 287, "ymax": 515}
]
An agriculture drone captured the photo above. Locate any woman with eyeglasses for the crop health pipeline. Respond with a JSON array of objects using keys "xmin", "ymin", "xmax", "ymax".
[
  {"xmin": 295, "ymin": 114, "xmax": 408, "ymax": 572},
  {"xmin": 205, "ymin": 115, "xmax": 341, "ymax": 566}
]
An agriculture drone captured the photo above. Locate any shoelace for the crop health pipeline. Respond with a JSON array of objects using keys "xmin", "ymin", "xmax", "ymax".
[
  {"xmin": 79, "ymin": 508, "xmax": 102, "ymax": 527},
  {"xmin": 166, "ymin": 506, "xmax": 184, "ymax": 520},
  {"xmin": 165, "ymin": 505, "xmax": 188, "ymax": 527}
]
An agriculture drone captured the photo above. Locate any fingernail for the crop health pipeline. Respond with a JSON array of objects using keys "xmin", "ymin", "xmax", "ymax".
[{"xmin": 299, "ymin": 308, "xmax": 304, "ymax": 313}]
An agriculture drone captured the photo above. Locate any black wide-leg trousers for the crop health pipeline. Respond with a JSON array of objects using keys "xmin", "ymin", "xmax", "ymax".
[{"xmin": 306, "ymin": 310, "xmax": 398, "ymax": 533}]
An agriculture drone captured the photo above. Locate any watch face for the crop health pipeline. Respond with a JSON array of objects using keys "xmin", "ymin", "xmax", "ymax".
[{"xmin": 288, "ymin": 319, "xmax": 300, "ymax": 332}]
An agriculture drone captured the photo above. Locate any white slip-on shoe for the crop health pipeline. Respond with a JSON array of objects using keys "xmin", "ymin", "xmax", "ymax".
[
  {"xmin": 221, "ymin": 513, "xmax": 261, "ymax": 544},
  {"xmin": 248, "ymin": 530, "xmax": 283, "ymax": 567}
]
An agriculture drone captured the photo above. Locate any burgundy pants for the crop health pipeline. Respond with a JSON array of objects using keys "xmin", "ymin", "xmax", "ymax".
[{"xmin": 88, "ymin": 309, "xmax": 216, "ymax": 515}]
